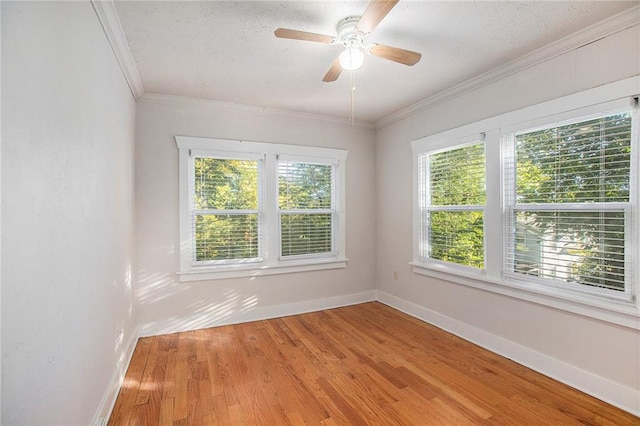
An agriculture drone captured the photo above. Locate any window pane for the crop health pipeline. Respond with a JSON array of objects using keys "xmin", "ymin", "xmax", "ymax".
[
  {"xmin": 513, "ymin": 211, "xmax": 625, "ymax": 291},
  {"xmin": 280, "ymin": 213, "xmax": 333, "ymax": 257},
  {"xmin": 194, "ymin": 158, "xmax": 258, "ymax": 210},
  {"xmin": 428, "ymin": 211, "xmax": 484, "ymax": 268},
  {"xmin": 194, "ymin": 214, "xmax": 259, "ymax": 261},
  {"xmin": 279, "ymin": 162, "xmax": 333, "ymax": 209},
  {"xmin": 516, "ymin": 113, "xmax": 631, "ymax": 204},
  {"xmin": 430, "ymin": 144, "xmax": 485, "ymax": 205}
]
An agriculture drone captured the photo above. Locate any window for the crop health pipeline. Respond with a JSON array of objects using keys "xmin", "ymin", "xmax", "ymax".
[
  {"xmin": 177, "ymin": 137, "xmax": 347, "ymax": 281},
  {"xmin": 278, "ymin": 159, "xmax": 336, "ymax": 258},
  {"xmin": 411, "ymin": 77, "xmax": 639, "ymax": 322},
  {"xmin": 192, "ymin": 155, "xmax": 262, "ymax": 264},
  {"xmin": 504, "ymin": 110, "xmax": 634, "ymax": 300},
  {"xmin": 417, "ymin": 141, "xmax": 486, "ymax": 269}
]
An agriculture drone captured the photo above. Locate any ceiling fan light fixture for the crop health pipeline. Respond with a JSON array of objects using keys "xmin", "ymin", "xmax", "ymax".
[
  {"xmin": 274, "ymin": 0, "xmax": 421, "ymax": 83},
  {"xmin": 339, "ymin": 47, "xmax": 365, "ymax": 71}
]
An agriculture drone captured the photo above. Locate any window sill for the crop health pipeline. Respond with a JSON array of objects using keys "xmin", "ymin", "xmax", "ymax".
[
  {"xmin": 410, "ymin": 262, "xmax": 640, "ymax": 330},
  {"xmin": 178, "ymin": 258, "xmax": 348, "ymax": 282}
]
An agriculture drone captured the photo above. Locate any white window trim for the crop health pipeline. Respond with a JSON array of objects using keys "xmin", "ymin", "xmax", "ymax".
[
  {"xmin": 411, "ymin": 76, "xmax": 640, "ymax": 330},
  {"xmin": 176, "ymin": 136, "xmax": 348, "ymax": 281}
]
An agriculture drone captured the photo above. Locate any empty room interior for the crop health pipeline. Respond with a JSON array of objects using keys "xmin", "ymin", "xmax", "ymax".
[{"xmin": 3, "ymin": 1, "xmax": 640, "ymax": 424}]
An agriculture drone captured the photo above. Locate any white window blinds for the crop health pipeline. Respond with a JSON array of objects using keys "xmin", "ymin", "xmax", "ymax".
[
  {"xmin": 418, "ymin": 142, "xmax": 485, "ymax": 268},
  {"xmin": 278, "ymin": 159, "xmax": 336, "ymax": 258},
  {"xmin": 504, "ymin": 111, "xmax": 633, "ymax": 297},
  {"xmin": 192, "ymin": 156, "xmax": 262, "ymax": 263}
]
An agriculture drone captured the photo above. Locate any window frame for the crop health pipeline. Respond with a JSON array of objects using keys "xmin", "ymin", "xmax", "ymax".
[
  {"xmin": 277, "ymin": 155, "xmax": 340, "ymax": 261},
  {"xmin": 177, "ymin": 136, "xmax": 348, "ymax": 281},
  {"xmin": 189, "ymin": 150, "xmax": 264, "ymax": 266},
  {"xmin": 410, "ymin": 76, "xmax": 640, "ymax": 329},
  {"xmin": 502, "ymin": 105, "xmax": 636, "ymax": 303},
  {"xmin": 414, "ymin": 137, "xmax": 487, "ymax": 273}
]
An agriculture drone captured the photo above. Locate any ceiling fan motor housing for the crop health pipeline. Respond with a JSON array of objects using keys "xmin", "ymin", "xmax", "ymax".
[{"xmin": 337, "ymin": 16, "xmax": 364, "ymax": 48}]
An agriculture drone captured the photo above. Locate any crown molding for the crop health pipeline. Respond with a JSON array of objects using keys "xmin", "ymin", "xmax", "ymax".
[
  {"xmin": 91, "ymin": 0, "xmax": 144, "ymax": 100},
  {"xmin": 138, "ymin": 92, "xmax": 376, "ymax": 131},
  {"xmin": 375, "ymin": 5, "xmax": 640, "ymax": 130}
]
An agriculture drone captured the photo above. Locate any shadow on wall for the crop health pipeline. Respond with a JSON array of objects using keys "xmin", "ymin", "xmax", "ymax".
[{"xmin": 136, "ymin": 269, "xmax": 260, "ymax": 336}]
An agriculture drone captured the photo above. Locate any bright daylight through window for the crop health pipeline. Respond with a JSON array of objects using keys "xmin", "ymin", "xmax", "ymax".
[
  {"xmin": 412, "ymin": 81, "xmax": 638, "ymax": 315},
  {"xmin": 176, "ymin": 137, "xmax": 347, "ymax": 281}
]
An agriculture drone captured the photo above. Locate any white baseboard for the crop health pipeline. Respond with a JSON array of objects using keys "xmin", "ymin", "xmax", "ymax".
[
  {"xmin": 91, "ymin": 332, "xmax": 139, "ymax": 426},
  {"xmin": 376, "ymin": 290, "xmax": 640, "ymax": 417},
  {"xmin": 138, "ymin": 290, "xmax": 377, "ymax": 337}
]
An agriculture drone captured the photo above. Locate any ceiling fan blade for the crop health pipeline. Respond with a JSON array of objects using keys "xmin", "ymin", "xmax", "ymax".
[
  {"xmin": 274, "ymin": 28, "xmax": 335, "ymax": 44},
  {"xmin": 356, "ymin": 0, "xmax": 399, "ymax": 34},
  {"xmin": 370, "ymin": 43, "xmax": 421, "ymax": 66},
  {"xmin": 323, "ymin": 56, "xmax": 342, "ymax": 82}
]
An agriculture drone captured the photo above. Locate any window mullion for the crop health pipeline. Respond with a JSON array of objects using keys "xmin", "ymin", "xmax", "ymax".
[
  {"xmin": 484, "ymin": 129, "xmax": 502, "ymax": 280},
  {"xmin": 263, "ymin": 153, "xmax": 278, "ymax": 266}
]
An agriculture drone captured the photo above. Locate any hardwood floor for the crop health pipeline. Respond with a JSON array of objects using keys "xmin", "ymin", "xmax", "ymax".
[{"xmin": 109, "ymin": 302, "xmax": 638, "ymax": 425}]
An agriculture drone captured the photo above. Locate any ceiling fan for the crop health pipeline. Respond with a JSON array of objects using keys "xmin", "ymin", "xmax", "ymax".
[{"xmin": 274, "ymin": 0, "xmax": 421, "ymax": 82}]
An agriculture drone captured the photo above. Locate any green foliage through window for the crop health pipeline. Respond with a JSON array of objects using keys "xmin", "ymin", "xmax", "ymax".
[
  {"xmin": 195, "ymin": 158, "xmax": 258, "ymax": 210},
  {"xmin": 420, "ymin": 142, "xmax": 486, "ymax": 268},
  {"xmin": 516, "ymin": 113, "xmax": 631, "ymax": 204},
  {"xmin": 430, "ymin": 144, "xmax": 485, "ymax": 206},
  {"xmin": 279, "ymin": 162, "xmax": 335, "ymax": 257},
  {"xmin": 429, "ymin": 211, "xmax": 484, "ymax": 268},
  {"xmin": 279, "ymin": 162, "xmax": 332, "ymax": 209},
  {"xmin": 193, "ymin": 157, "xmax": 260, "ymax": 262},
  {"xmin": 195, "ymin": 214, "xmax": 258, "ymax": 261},
  {"xmin": 512, "ymin": 112, "xmax": 631, "ymax": 291}
]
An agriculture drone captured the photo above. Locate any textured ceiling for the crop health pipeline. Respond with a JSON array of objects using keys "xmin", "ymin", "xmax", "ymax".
[{"xmin": 114, "ymin": 1, "xmax": 637, "ymax": 123}]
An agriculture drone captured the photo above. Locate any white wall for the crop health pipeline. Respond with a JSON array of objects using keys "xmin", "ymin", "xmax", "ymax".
[
  {"xmin": 1, "ymin": 2, "xmax": 136, "ymax": 424},
  {"xmin": 135, "ymin": 97, "xmax": 377, "ymax": 336},
  {"xmin": 375, "ymin": 23, "xmax": 640, "ymax": 413}
]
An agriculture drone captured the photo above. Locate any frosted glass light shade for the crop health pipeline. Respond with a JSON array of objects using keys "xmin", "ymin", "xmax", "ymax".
[{"xmin": 339, "ymin": 47, "xmax": 365, "ymax": 71}]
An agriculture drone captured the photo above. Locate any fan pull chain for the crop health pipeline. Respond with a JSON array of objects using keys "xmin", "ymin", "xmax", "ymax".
[{"xmin": 350, "ymin": 70, "xmax": 356, "ymax": 131}]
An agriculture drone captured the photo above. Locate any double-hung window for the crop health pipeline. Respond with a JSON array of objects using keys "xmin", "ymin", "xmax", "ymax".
[
  {"xmin": 412, "ymin": 77, "xmax": 639, "ymax": 320},
  {"xmin": 504, "ymin": 106, "xmax": 635, "ymax": 301},
  {"xmin": 278, "ymin": 158, "xmax": 337, "ymax": 259},
  {"xmin": 416, "ymin": 138, "xmax": 486, "ymax": 270},
  {"xmin": 192, "ymin": 154, "xmax": 262, "ymax": 264},
  {"xmin": 177, "ymin": 136, "xmax": 347, "ymax": 281}
]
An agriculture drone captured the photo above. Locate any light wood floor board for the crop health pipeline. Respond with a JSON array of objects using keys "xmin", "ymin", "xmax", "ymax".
[{"xmin": 108, "ymin": 302, "xmax": 639, "ymax": 425}]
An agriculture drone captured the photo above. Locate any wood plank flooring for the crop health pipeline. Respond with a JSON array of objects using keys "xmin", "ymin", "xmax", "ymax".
[{"xmin": 109, "ymin": 302, "xmax": 639, "ymax": 425}]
